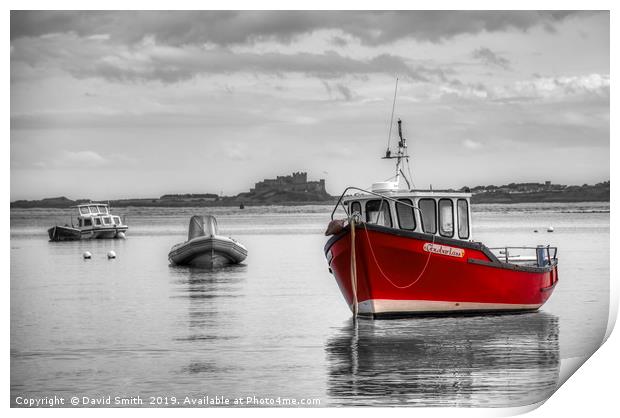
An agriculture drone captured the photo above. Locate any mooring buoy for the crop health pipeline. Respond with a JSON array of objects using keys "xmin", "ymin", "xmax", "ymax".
[
  {"xmin": 107, "ymin": 250, "xmax": 116, "ymax": 259},
  {"xmin": 547, "ymin": 226, "xmax": 554, "ymax": 232},
  {"xmin": 83, "ymin": 251, "xmax": 92, "ymax": 259}
]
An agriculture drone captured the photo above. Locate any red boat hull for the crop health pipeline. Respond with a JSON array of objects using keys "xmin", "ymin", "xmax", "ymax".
[{"xmin": 325, "ymin": 223, "xmax": 558, "ymax": 316}]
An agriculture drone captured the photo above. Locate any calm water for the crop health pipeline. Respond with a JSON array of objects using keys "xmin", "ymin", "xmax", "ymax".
[{"xmin": 10, "ymin": 202, "xmax": 609, "ymax": 407}]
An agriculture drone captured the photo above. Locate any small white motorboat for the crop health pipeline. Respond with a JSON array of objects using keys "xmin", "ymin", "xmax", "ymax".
[
  {"xmin": 168, "ymin": 215, "xmax": 247, "ymax": 268},
  {"xmin": 48, "ymin": 202, "xmax": 128, "ymax": 241}
]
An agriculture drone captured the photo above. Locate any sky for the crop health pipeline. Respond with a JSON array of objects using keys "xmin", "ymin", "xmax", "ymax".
[{"xmin": 10, "ymin": 11, "xmax": 610, "ymax": 200}]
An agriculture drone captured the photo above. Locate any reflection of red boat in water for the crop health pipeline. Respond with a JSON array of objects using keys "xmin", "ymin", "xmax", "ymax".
[
  {"xmin": 325, "ymin": 120, "xmax": 559, "ymax": 317},
  {"xmin": 325, "ymin": 313, "xmax": 560, "ymax": 407}
]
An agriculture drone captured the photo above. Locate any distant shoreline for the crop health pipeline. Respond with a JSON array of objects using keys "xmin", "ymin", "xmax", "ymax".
[
  {"xmin": 10, "ymin": 180, "xmax": 610, "ymax": 208},
  {"xmin": 10, "ymin": 192, "xmax": 610, "ymax": 209}
]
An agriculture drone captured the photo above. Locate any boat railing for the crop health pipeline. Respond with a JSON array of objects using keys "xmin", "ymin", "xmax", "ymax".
[
  {"xmin": 330, "ymin": 186, "xmax": 421, "ymax": 220},
  {"xmin": 488, "ymin": 246, "xmax": 558, "ymax": 267}
]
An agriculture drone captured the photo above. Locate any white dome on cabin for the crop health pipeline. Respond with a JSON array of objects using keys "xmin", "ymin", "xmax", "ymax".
[{"xmin": 371, "ymin": 181, "xmax": 401, "ymax": 192}]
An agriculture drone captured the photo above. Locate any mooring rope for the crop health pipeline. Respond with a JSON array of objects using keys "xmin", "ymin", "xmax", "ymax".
[
  {"xmin": 361, "ymin": 222, "xmax": 435, "ymax": 290},
  {"xmin": 350, "ymin": 216, "xmax": 359, "ymax": 317}
]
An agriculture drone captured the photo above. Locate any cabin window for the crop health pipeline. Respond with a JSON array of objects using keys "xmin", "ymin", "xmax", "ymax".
[
  {"xmin": 94, "ymin": 217, "xmax": 102, "ymax": 226},
  {"xmin": 418, "ymin": 199, "xmax": 437, "ymax": 234},
  {"xmin": 89, "ymin": 206, "xmax": 99, "ymax": 214},
  {"xmin": 350, "ymin": 201, "xmax": 362, "ymax": 217},
  {"xmin": 365, "ymin": 199, "xmax": 392, "ymax": 227},
  {"xmin": 79, "ymin": 207, "xmax": 89, "ymax": 215},
  {"xmin": 457, "ymin": 199, "xmax": 469, "ymax": 239},
  {"xmin": 438, "ymin": 199, "xmax": 454, "ymax": 238},
  {"xmin": 113, "ymin": 216, "xmax": 121, "ymax": 225},
  {"xmin": 98, "ymin": 205, "xmax": 108, "ymax": 214},
  {"xmin": 396, "ymin": 198, "xmax": 416, "ymax": 231},
  {"xmin": 78, "ymin": 219, "xmax": 83, "ymax": 227},
  {"xmin": 102, "ymin": 217, "xmax": 112, "ymax": 225},
  {"xmin": 84, "ymin": 218, "xmax": 92, "ymax": 227}
]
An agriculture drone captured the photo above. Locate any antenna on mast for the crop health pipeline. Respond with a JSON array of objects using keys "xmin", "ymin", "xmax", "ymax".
[{"xmin": 384, "ymin": 76, "xmax": 398, "ymax": 158}]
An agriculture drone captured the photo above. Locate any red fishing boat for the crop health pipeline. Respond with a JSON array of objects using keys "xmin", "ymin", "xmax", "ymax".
[{"xmin": 324, "ymin": 120, "xmax": 558, "ymax": 317}]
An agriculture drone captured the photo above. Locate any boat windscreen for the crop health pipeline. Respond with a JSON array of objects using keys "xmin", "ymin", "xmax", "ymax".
[
  {"xmin": 365, "ymin": 199, "xmax": 392, "ymax": 227},
  {"xmin": 419, "ymin": 199, "xmax": 437, "ymax": 234},
  {"xmin": 396, "ymin": 199, "xmax": 416, "ymax": 230},
  {"xmin": 439, "ymin": 199, "xmax": 454, "ymax": 237},
  {"xmin": 188, "ymin": 215, "xmax": 219, "ymax": 240},
  {"xmin": 457, "ymin": 199, "xmax": 469, "ymax": 239}
]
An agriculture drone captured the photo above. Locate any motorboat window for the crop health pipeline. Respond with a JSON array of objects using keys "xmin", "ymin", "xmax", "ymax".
[
  {"xmin": 97, "ymin": 205, "xmax": 108, "ymax": 214},
  {"xmin": 79, "ymin": 207, "xmax": 90, "ymax": 215},
  {"xmin": 113, "ymin": 216, "xmax": 121, "ymax": 225},
  {"xmin": 94, "ymin": 217, "xmax": 102, "ymax": 226},
  {"xmin": 84, "ymin": 218, "xmax": 92, "ymax": 227},
  {"xmin": 366, "ymin": 199, "xmax": 392, "ymax": 227},
  {"xmin": 457, "ymin": 199, "xmax": 469, "ymax": 239},
  {"xmin": 396, "ymin": 198, "xmax": 416, "ymax": 231},
  {"xmin": 78, "ymin": 219, "xmax": 83, "ymax": 227},
  {"xmin": 439, "ymin": 199, "xmax": 454, "ymax": 238},
  {"xmin": 89, "ymin": 206, "xmax": 99, "ymax": 214},
  {"xmin": 102, "ymin": 217, "xmax": 112, "ymax": 225},
  {"xmin": 350, "ymin": 201, "xmax": 362, "ymax": 217},
  {"xmin": 418, "ymin": 198, "xmax": 437, "ymax": 234}
]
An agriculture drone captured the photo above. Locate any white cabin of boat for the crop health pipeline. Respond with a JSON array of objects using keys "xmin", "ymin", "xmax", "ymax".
[
  {"xmin": 341, "ymin": 187, "xmax": 473, "ymax": 241},
  {"xmin": 75, "ymin": 203, "xmax": 124, "ymax": 228}
]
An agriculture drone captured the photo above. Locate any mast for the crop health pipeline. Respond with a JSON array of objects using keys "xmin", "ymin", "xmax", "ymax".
[
  {"xmin": 380, "ymin": 77, "xmax": 412, "ymax": 190},
  {"xmin": 382, "ymin": 118, "xmax": 411, "ymax": 189}
]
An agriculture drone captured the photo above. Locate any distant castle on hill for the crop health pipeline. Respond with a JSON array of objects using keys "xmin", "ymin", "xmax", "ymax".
[{"xmin": 250, "ymin": 172, "xmax": 326, "ymax": 195}]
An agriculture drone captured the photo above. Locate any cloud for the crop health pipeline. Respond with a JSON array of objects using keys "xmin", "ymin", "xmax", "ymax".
[
  {"xmin": 437, "ymin": 73, "xmax": 609, "ymax": 102},
  {"xmin": 11, "ymin": 11, "xmax": 591, "ymax": 46},
  {"xmin": 29, "ymin": 150, "xmax": 140, "ymax": 169},
  {"xmin": 500, "ymin": 73, "xmax": 610, "ymax": 101},
  {"xmin": 322, "ymin": 81, "xmax": 354, "ymax": 101},
  {"xmin": 222, "ymin": 143, "xmax": 250, "ymax": 161},
  {"xmin": 438, "ymin": 80, "xmax": 490, "ymax": 100},
  {"xmin": 463, "ymin": 139, "xmax": 482, "ymax": 149},
  {"xmin": 321, "ymin": 80, "xmax": 332, "ymax": 96},
  {"xmin": 11, "ymin": 33, "xmax": 433, "ymax": 83},
  {"xmin": 471, "ymin": 47, "xmax": 510, "ymax": 69},
  {"xmin": 41, "ymin": 150, "xmax": 108, "ymax": 168},
  {"xmin": 87, "ymin": 33, "xmax": 110, "ymax": 41},
  {"xmin": 95, "ymin": 49, "xmax": 420, "ymax": 82},
  {"xmin": 330, "ymin": 36, "xmax": 348, "ymax": 47},
  {"xmin": 336, "ymin": 84, "xmax": 353, "ymax": 101}
]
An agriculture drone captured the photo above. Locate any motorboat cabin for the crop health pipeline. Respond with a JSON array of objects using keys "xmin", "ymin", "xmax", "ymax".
[
  {"xmin": 342, "ymin": 186, "xmax": 472, "ymax": 242},
  {"xmin": 47, "ymin": 203, "xmax": 128, "ymax": 241},
  {"xmin": 76, "ymin": 204, "xmax": 125, "ymax": 231}
]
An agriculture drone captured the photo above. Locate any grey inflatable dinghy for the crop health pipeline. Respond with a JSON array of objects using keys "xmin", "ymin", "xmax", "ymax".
[{"xmin": 168, "ymin": 215, "xmax": 247, "ymax": 268}]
